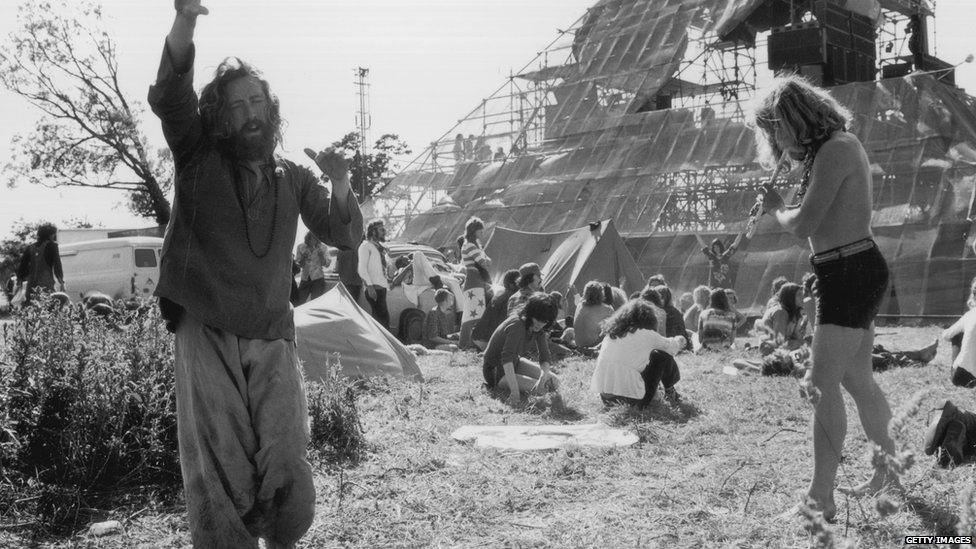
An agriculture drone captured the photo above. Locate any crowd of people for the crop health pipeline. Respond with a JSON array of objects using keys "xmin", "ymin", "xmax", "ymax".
[{"xmin": 2, "ymin": 3, "xmax": 973, "ymax": 545}]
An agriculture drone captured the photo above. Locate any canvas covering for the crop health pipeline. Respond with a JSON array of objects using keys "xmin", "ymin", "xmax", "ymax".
[
  {"xmin": 295, "ymin": 284, "xmax": 423, "ymax": 381},
  {"xmin": 483, "ymin": 219, "xmax": 646, "ymax": 294},
  {"xmin": 383, "ymin": 0, "xmax": 976, "ymax": 316}
]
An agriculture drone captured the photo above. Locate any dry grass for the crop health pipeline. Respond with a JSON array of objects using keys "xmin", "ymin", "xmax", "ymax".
[{"xmin": 4, "ymin": 326, "xmax": 975, "ymax": 548}]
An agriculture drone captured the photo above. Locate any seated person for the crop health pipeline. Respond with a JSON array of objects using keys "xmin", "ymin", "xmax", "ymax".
[
  {"xmin": 654, "ymin": 285, "xmax": 692, "ymax": 351},
  {"xmin": 471, "ymin": 269, "xmax": 520, "ymax": 351},
  {"xmin": 423, "ymin": 289, "xmax": 459, "ymax": 352},
  {"xmin": 723, "ymin": 288, "xmax": 747, "ymax": 333},
  {"xmin": 590, "ymin": 300, "xmax": 686, "ymax": 407},
  {"xmin": 483, "ymin": 293, "xmax": 561, "ymax": 406},
  {"xmin": 756, "ymin": 283, "xmax": 806, "ymax": 351},
  {"xmin": 569, "ymin": 281, "xmax": 615, "ymax": 348},
  {"xmin": 507, "ymin": 263, "xmax": 542, "ymax": 315},
  {"xmin": 698, "ymin": 288, "xmax": 738, "ymax": 350},
  {"xmin": 683, "ymin": 285, "xmax": 710, "ymax": 332},
  {"xmin": 638, "ymin": 287, "xmax": 668, "ymax": 337},
  {"xmin": 678, "ymin": 292, "xmax": 694, "ymax": 314},
  {"xmin": 943, "ymin": 275, "xmax": 976, "ymax": 388}
]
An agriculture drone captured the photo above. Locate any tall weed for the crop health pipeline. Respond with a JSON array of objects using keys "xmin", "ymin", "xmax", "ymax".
[{"xmin": 0, "ymin": 296, "xmax": 179, "ymax": 532}]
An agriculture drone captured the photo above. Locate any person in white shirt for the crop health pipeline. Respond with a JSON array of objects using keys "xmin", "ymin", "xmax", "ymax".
[
  {"xmin": 295, "ymin": 231, "xmax": 330, "ymax": 304},
  {"xmin": 943, "ymin": 276, "xmax": 976, "ymax": 388},
  {"xmin": 591, "ymin": 299, "xmax": 686, "ymax": 408},
  {"xmin": 357, "ymin": 220, "xmax": 391, "ymax": 328}
]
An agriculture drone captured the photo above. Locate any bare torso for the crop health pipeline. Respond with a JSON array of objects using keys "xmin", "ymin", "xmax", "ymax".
[{"xmin": 803, "ymin": 131, "xmax": 873, "ymax": 253}]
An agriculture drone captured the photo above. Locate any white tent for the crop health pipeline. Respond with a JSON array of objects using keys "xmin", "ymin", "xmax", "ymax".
[{"xmin": 295, "ymin": 284, "xmax": 423, "ymax": 381}]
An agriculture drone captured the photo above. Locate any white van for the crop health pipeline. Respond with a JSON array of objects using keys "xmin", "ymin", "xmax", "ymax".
[{"xmin": 59, "ymin": 237, "xmax": 164, "ymax": 300}]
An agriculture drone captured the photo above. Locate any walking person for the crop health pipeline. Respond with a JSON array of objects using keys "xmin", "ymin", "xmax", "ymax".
[
  {"xmin": 752, "ymin": 75, "xmax": 897, "ymax": 520},
  {"xmin": 15, "ymin": 222, "xmax": 65, "ymax": 305},
  {"xmin": 149, "ymin": 2, "xmax": 363, "ymax": 546},
  {"xmin": 458, "ymin": 217, "xmax": 492, "ymax": 349}
]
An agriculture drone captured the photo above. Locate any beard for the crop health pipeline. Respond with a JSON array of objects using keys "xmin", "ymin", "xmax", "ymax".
[{"xmin": 217, "ymin": 119, "xmax": 276, "ymax": 162}]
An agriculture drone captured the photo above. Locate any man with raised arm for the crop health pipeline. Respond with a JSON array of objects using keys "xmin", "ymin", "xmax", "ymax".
[{"xmin": 148, "ymin": 2, "xmax": 363, "ymax": 547}]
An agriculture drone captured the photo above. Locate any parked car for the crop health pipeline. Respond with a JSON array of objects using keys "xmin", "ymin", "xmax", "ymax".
[
  {"xmin": 59, "ymin": 237, "xmax": 164, "ymax": 300},
  {"xmin": 318, "ymin": 242, "xmax": 465, "ymax": 343}
]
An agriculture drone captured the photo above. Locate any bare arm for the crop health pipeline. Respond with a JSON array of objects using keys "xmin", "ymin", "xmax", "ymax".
[{"xmin": 167, "ymin": 1, "xmax": 208, "ymax": 70}]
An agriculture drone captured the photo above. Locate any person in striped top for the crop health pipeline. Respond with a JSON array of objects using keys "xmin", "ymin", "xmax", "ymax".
[{"xmin": 458, "ymin": 217, "xmax": 492, "ymax": 349}]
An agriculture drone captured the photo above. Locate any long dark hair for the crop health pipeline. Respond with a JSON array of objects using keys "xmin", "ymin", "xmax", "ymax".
[
  {"xmin": 708, "ymin": 288, "xmax": 730, "ymax": 312},
  {"xmin": 777, "ymin": 283, "xmax": 803, "ymax": 323},
  {"xmin": 602, "ymin": 300, "xmax": 657, "ymax": 340},
  {"xmin": 199, "ymin": 57, "xmax": 283, "ymax": 146},
  {"xmin": 36, "ymin": 222, "xmax": 57, "ymax": 244},
  {"xmin": 464, "ymin": 216, "xmax": 484, "ymax": 243}
]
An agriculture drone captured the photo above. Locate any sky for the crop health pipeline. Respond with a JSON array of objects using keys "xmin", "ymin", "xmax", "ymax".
[{"xmin": 0, "ymin": 0, "xmax": 974, "ymax": 238}]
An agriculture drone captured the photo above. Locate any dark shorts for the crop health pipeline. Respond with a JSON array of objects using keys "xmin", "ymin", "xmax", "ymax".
[{"xmin": 810, "ymin": 238, "xmax": 888, "ymax": 330}]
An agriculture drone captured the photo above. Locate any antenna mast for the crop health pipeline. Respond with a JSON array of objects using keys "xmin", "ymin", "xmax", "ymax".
[{"xmin": 354, "ymin": 67, "xmax": 372, "ymax": 200}]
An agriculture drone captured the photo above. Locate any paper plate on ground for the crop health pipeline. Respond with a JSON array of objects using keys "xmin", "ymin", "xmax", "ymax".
[{"xmin": 452, "ymin": 423, "xmax": 639, "ymax": 451}]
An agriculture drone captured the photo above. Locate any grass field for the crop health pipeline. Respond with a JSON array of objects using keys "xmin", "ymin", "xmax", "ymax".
[{"xmin": 4, "ymin": 326, "xmax": 975, "ymax": 548}]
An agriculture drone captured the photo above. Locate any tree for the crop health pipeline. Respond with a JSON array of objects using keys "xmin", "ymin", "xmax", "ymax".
[
  {"xmin": 330, "ymin": 133, "xmax": 411, "ymax": 202},
  {"xmin": 0, "ymin": 0, "xmax": 173, "ymax": 226}
]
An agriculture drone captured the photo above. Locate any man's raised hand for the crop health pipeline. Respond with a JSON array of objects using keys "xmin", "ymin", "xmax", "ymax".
[
  {"xmin": 305, "ymin": 148, "xmax": 350, "ymax": 183},
  {"xmin": 175, "ymin": 0, "xmax": 209, "ymax": 17}
]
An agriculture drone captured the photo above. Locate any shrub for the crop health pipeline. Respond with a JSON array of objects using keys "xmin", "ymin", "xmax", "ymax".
[
  {"xmin": 306, "ymin": 352, "xmax": 366, "ymax": 463},
  {"xmin": 0, "ymin": 295, "xmax": 179, "ymax": 532}
]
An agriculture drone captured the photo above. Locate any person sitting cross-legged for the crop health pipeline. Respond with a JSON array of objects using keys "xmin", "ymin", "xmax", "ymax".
[
  {"xmin": 483, "ymin": 293, "xmax": 561, "ymax": 406},
  {"xmin": 591, "ymin": 299, "xmax": 686, "ymax": 408},
  {"xmin": 568, "ymin": 281, "xmax": 615, "ymax": 349},
  {"xmin": 756, "ymin": 282, "xmax": 807, "ymax": 352},
  {"xmin": 698, "ymin": 288, "xmax": 739, "ymax": 351},
  {"xmin": 423, "ymin": 289, "xmax": 459, "ymax": 352}
]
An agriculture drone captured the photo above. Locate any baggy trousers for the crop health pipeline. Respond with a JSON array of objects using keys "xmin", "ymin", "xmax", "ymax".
[{"xmin": 174, "ymin": 314, "xmax": 315, "ymax": 548}]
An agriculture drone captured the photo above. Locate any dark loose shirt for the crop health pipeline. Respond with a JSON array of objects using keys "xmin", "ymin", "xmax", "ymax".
[
  {"xmin": 482, "ymin": 315, "xmax": 551, "ymax": 387},
  {"xmin": 664, "ymin": 304, "xmax": 692, "ymax": 351},
  {"xmin": 148, "ymin": 43, "xmax": 363, "ymax": 340},
  {"xmin": 17, "ymin": 240, "xmax": 63, "ymax": 292},
  {"xmin": 471, "ymin": 288, "xmax": 514, "ymax": 342},
  {"xmin": 422, "ymin": 306, "xmax": 456, "ymax": 348}
]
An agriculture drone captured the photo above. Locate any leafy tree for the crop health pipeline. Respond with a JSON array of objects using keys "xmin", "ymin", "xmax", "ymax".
[
  {"xmin": 329, "ymin": 133, "xmax": 411, "ymax": 202},
  {"xmin": 0, "ymin": 0, "xmax": 173, "ymax": 226}
]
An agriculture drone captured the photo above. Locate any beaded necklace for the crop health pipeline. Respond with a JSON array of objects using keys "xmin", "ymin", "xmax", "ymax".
[
  {"xmin": 231, "ymin": 161, "xmax": 279, "ymax": 259},
  {"xmin": 792, "ymin": 153, "xmax": 816, "ymax": 205}
]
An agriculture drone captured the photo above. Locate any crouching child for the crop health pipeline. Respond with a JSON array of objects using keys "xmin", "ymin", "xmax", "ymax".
[
  {"xmin": 483, "ymin": 293, "xmax": 561, "ymax": 406},
  {"xmin": 423, "ymin": 289, "xmax": 459, "ymax": 352}
]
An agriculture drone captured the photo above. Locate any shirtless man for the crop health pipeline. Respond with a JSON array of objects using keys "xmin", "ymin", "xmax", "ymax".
[{"xmin": 752, "ymin": 76, "xmax": 897, "ymax": 521}]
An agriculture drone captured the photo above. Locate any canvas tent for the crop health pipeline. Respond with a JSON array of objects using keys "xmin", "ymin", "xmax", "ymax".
[
  {"xmin": 380, "ymin": 0, "xmax": 976, "ymax": 316},
  {"xmin": 295, "ymin": 284, "xmax": 423, "ymax": 381},
  {"xmin": 484, "ymin": 219, "xmax": 645, "ymax": 294}
]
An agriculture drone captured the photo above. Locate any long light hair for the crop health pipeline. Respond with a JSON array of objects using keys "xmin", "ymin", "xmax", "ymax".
[
  {"xmin": 748, "ymin": 75, "xmax": 852, "ymax": 169},
  {"xmin": 968, "ymin": 275, "xmax": 976, "ymax": 310}
]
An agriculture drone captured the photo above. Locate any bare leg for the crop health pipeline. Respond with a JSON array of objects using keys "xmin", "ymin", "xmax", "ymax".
[
  {"xmin": 838, "ymin": 323, "xmax": 899, "ymax": 495},
  {"xmin": 806, "ymin": 324, "xmax": 866, "ymax": 520},
  {"xmin": 496, "ymin": 359, "xmax": 547, "ymax": 396}
]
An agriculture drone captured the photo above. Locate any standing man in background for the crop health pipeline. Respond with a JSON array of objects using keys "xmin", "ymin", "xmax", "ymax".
[
  {"xmin": 149, "ymin": 1, "xmax": 363, "ymax": 547},
  {"xmin": 358, "ymin": 219, "xmax": 391, "ymax": 328}
]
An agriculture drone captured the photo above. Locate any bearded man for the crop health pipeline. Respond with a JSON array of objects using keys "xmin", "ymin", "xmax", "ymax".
[{"xmin": 148, "ymin": 2, "xmax": 363, "ymax": 547}]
